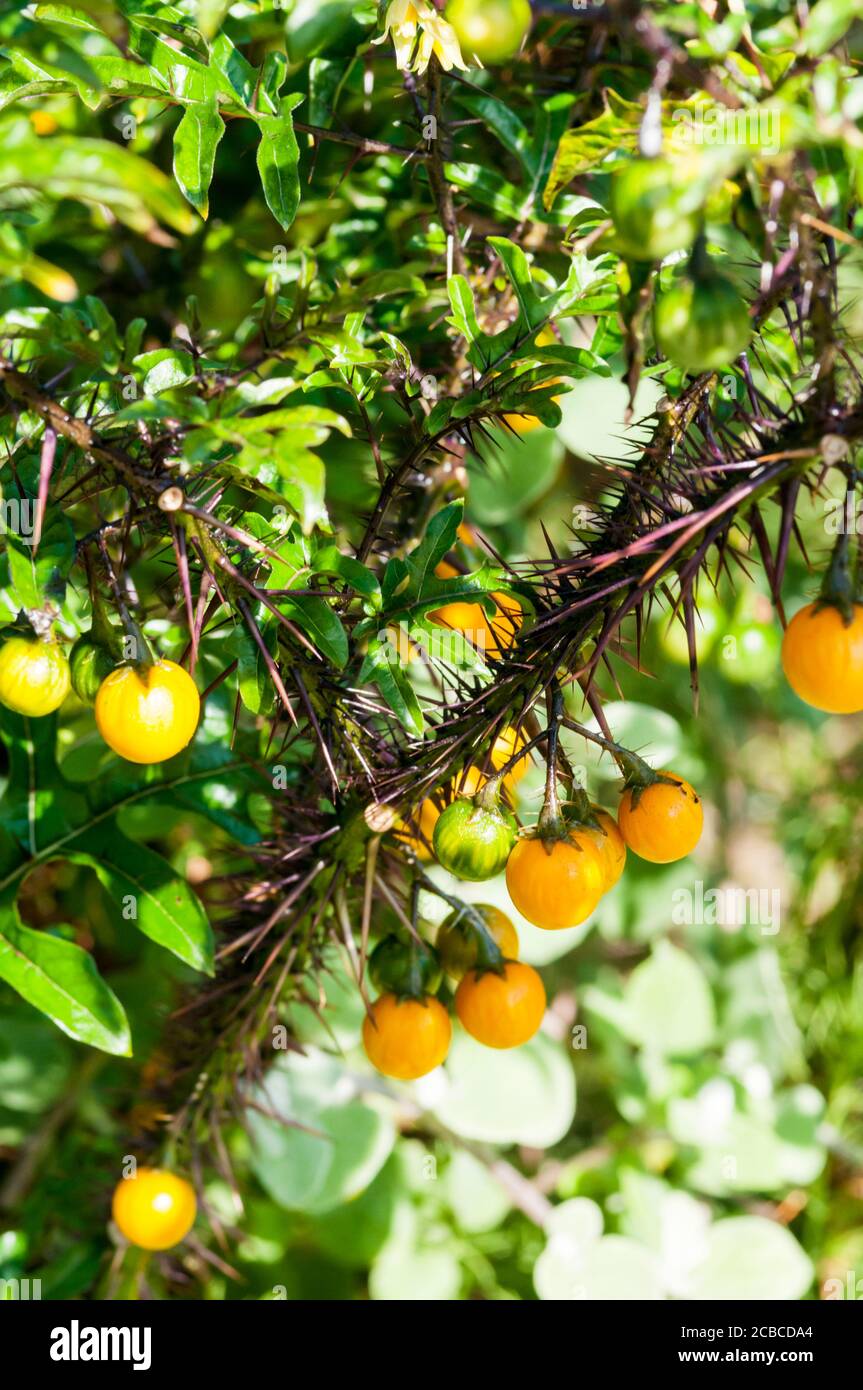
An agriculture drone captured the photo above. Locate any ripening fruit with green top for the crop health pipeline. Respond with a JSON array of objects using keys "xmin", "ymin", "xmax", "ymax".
[
  {"xmin": 436, "ymin": 903, "xmax": 519, "ymax": 979},
  {"xmin": 654, "ymin": 267, "xmax": 752, "ymax": 373},
  {"xmin": 446, "ymin": 0, "xmax": 531, "ymax": 65},
  {"xmin": 433, "ymin": 795, "xmax": 517, "ymax": 881},
  {"xmin": 0, "ymin": 635, "xmax": 71, "ymax": 717},
  {"xmin": 69, "ymin": 633, "xmax": 117, "ymax": 705}
]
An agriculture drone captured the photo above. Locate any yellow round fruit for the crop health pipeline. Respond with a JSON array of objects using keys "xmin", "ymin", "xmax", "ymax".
[
  {"xmin": 95, "ymin": 659, "xmax": 200, "ymax": 763},
  {"xmin": 0, "ymin": 636, "xmax": 71, "ymax": 717},
  {"xmin": 586, "ymin": 806, "xmax": 627, "ymax": 889},
  {"xmin": 454, "ymin": 960, "xmax": 545, "ymax": 1048},
  {"xmin": 506, "ymin": 829, "xmax": 605, "ymax": 930},
  {"xmin": 618, "ymin": 772, "xmax": 703, "ymax": 864},
  {"xmin": 362, "ymin": 992, "xmax": 452, "ymax": 1080},
  {"xmin": 111, "ymin": 1168, "xmax": 197, "ymax": 1251}
]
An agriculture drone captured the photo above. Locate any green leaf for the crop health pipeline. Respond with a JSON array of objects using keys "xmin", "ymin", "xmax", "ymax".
[
  {"xmin": 280, "ymin": 594, "xmax": 348, "ymax": 669},
  {"xmin": 0, "ymin": 716, "xmax": 244, "ymax": 1045},
  {"xmin": 370, "ymin": 1243, "xmax": 462, "ymax": 1302},
  {"xmin": 0, "ymin": 711, "xmax": 86, "ymax": 852},
  {"xmin": 229, "ymin": 619, "xmax": 277, "ymax": 715},
  {"xmin": 395, "ymin": 501, "xmax": 464, "ymax": 602},
  {"xmin": 312, "ymin": 546, "xmax": 381, "ymax": 606},
  {"xmin": 455, "ymin": 84, "xmax": 532, "ymax": 168},
  {"xmin": 5, "ymin": 508, "xmax": 75, "ymax": 609},
  {"xmin": 248, "ymin": 1050, "xmax": 396, "ymax": 1213},
  {"xmin": 801, "ymin": 0, "xmax": 863, "ymax": 56},
  {"xmin": 359, "ymin": 638, "xmax": 425, "ymax": 737},
  {"xmin": 172, "ymin": 99, "xmax": 225, "ymax": 217},
  {"xmin": 0, "ymin": 902, "xmax": 131, "ymax": 1056},
  {"xmin": 256, "ymin": 94, "xmax": 304, "ymax": 232},
  {"xmin": 0, "ymin": 136, "xmax": 198, "ymax": 236},
  {"xmin": 443, "ymin": 1150, "xmax": 511, "ymax": 1234},
  {"xmin": 406, "ymin": 622, "xmax": 489, "ymax": 676},
  {"xmin": 134, "ymin": 348, "xmax": 197, "ymax": 396},
  {"xmin": 66, "ymin": 823, "xmax": 214, "ymax": 974}
]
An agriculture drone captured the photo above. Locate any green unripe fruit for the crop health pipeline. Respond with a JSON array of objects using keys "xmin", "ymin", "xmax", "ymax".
[
  {"xmin": 368, "ymin": 935, "xmax": 442, "ymax": 998},
  {"xmin": 446, "ymin": 0, "xmax": 531, "ymax": 66},
  {"xmin": 433, "ymin": 796, "xmax": 517, "ymax": 882},
  {"xmin": 654, "ymin": 269, "xmax": 752, "ymax": 373},
  {"xmin": 69, "ymin": 633, "xmax": 117, "ymax": 704},
  {"xmin": 609, "ymin": 158, "xmax": 702, "ymax": 262}
]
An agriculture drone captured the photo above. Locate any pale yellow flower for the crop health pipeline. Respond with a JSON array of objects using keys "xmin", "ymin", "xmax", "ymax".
[{"xmin": 373, "ymin": 0, "xmax": 469, "ymax": 74}]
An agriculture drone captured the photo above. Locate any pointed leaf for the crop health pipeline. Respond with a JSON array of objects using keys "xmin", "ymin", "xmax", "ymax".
[
  {"xmin": 172, "ymin": 99, "xmax": 225, "ymax": 216},
  {"xmin": 0, "ymin": 906, "xmax": 131, "ymax": 1056}
]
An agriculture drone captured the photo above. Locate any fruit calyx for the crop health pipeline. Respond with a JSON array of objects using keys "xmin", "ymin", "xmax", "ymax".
[
  {"xmin": 815, "ymin": 527, "xmax": 860, "ymax": 626},
  {"xmin": 616, "ymin": 747, "xmax": 680, "ymax": 811},
  {"xmin": 560, "ymin": 783, "xmax": 605, "ymax": 833}
]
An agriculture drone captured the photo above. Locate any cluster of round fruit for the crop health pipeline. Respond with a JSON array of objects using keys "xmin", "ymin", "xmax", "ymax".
[
  {"xmin": 0, "ymin": 631, "xmax": 199, "ymax": 763},
  {"xmin": 403, "ymin": 727, "xmax": 703, "ymax": 920},
  {"xmin": 364, "ymin": 732, "xmax": 704, "ymax": 1081},
  {"xmin": 363, "ymin": 901, "xmax": 544, "ymax": 1081}
]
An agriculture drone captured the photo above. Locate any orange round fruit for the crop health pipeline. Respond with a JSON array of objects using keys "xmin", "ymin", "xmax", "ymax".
[
  {"xmin": 0, "ymin": 636, "xmax": 70, "ymax": 717},
  {"xmin": 455, "ymin": 960, "xmax": 546, "ymax": 1048},
  {"xmin": 362, "ymin": 992, "xmax": 452, "ymax": 1080},
  {"xmin": 430, "ymin": 561, "xmax": 522, "ymax": 659},
  {"xmin": 780, "ymin": 601, "xmax": 863, "ymax": 714},
  {"xmin": 436, "ymin": 903, "xmax": 519, "ymax": 978},
  {"xmin": 585, "ymin": 806, "xmax": 627, "ymax": 889},
  {"xmin": 618, "ymin": 772, "xmax": 703, "ymax": 863},
  {"xmin": 111, "ymin": 1167, "xmax": 197, "ymax": 1251},
  {"xmin": 95, "ymin": 659, "xmax": 200, "ymax": 763},
  {"xmin": 505, "ymin": 829, "xmax": 605, "ymax": 930}
]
